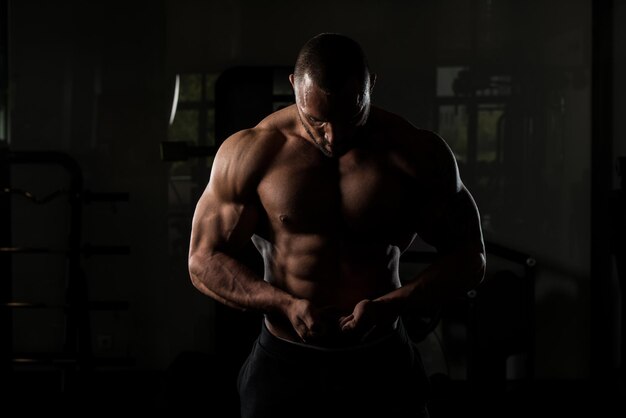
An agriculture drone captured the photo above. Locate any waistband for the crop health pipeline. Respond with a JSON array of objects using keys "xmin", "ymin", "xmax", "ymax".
[{"xmin": 258, "ymin": 317, "xmax": 409, "ymax": 361}]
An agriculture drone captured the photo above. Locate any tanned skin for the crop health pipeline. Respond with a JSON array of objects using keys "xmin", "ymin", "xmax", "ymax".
[{"xmin": 188, "ymin": 70, "xmax": 486, "ymax": 347}]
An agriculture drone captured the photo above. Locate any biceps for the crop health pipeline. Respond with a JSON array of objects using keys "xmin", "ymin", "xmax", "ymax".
[
  {"xmin": 190, "ymin": 197, "xmax": 259, "ymax": 256},
  {"xmin": 419, "ymin": 186, "xmax": 484, "ymax": 254}
]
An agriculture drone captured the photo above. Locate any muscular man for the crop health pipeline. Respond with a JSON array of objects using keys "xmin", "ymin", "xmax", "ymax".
[{"xmin": 188, "ymin": 33, "xmax": 486, "ymax": 418}]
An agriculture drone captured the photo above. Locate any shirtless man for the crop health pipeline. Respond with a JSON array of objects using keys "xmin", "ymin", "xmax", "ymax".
[{"xmin": 188, "ymin": 33, "xmax": 486, "ymax": 418}]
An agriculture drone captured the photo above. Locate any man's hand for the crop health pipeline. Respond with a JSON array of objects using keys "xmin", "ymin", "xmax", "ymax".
[
  {"xmin": 338, "ymin": 299, "xmax": 398, "ymax": 341},
  {"xmin": 285, "ymin": 298, "xmax": 331, "ymax": 343}
]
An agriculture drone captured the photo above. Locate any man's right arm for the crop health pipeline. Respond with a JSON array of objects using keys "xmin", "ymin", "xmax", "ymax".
[{"xmin": 187, "ymin": 130, "xmax": 295, "ymax": 314}]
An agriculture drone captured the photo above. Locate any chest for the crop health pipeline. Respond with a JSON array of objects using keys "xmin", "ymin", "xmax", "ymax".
[{"xmin": 258, "ymin": 151, "xmax": 418, "ymax": 238}]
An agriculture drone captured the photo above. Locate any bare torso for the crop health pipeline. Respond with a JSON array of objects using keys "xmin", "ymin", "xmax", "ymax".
[{"xmin": 250, "ymin": 105, "xmax": 433, "ymax": 344}]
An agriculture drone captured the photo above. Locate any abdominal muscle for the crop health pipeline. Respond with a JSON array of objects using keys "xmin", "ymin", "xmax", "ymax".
[{"xmin": 256, "ymin": 233, "xmax": 402, "ymax": 346}]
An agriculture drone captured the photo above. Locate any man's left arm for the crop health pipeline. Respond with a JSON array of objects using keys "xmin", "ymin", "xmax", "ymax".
[
  {"xmin": 377, "ymin": 133, "xmax": 487, "ymax": 313},
  {"xmin": 340, "ymin": 133, "xmax": 486, "ymax": 333}
]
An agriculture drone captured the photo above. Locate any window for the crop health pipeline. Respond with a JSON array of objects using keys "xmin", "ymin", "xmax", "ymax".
[
  {"xmin": 167, "ymin": 72, "xmax": 219, "ymax": 257},
  {"xmin": 435, "ymin": 66, "xmax": 511, "ymax": 241}
]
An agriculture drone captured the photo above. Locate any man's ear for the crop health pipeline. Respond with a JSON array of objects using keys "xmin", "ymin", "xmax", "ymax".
[{"xmin": 289, "ymin": 74, "xmax": 295, "ymax": 89}]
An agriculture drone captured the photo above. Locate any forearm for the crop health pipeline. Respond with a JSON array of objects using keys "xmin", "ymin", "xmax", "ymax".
[
  {"xmin": 188, "ymin": 251, "xmax": 295, "ymax": 315},
  {"xmin": 375, "ymin": 249, "xmax": 486, "ymax": 315}
]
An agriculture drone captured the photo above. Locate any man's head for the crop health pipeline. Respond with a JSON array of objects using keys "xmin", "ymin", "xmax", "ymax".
[{"xmin": 290, "ymin": 33, "xmax": 376, "ymax": 158}]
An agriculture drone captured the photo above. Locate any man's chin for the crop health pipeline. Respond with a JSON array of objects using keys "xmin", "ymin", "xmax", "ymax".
[
  {"xmin": 311, "ymin": 137, "xmax": 351, "ymax": 158},
  {"xmin": 320, "ymin": 148, "xmax": 346, "ymax": 159},
  {"xmin": 329, "ymin": 144, "xmax": 353, "ymax": 158},
  {"xmin": 315, "ymin": 144, "xmax": 334, "ymax": 158}
]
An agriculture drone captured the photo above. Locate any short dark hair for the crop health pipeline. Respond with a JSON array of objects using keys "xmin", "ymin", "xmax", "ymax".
[{"xmin": 294, "ymin": 33, "xmax": 370, "ymax": 93}]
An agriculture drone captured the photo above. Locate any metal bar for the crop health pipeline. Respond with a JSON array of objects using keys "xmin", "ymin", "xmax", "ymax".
[
  {"xmin": 0, "ymin": 301, "xmax": 129, "ymax": 310},
  {"xmin": 485, "ymin": 241, "xmax": 536, "ymax": 267},
  {"xmin": 82, "ymin": 191, "xmax": 129, "ymax": 203},
  {"xmin": 0, "ymin": 245, "xmax": 130, "ymax": 256}
]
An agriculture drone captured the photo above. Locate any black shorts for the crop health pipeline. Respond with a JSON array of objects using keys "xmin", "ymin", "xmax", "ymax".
[{"xmin": 237, "ymin": 318, "xmax": 431, "ymax": 418}]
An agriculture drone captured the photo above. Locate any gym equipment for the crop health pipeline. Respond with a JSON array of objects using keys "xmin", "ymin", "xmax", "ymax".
[{"xmin": 0, "ymin": 149, "xmax": 132, "ymax": 391}]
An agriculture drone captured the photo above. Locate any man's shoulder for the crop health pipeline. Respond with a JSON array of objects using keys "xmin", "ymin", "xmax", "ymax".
[
  {"xmin": 371, "ymin": 107, "xmax": 443, "ymax": 146},
  {"xmin": 369, "ymin": 107, "xmax": 461, "ymax": 195},
  {"xmin": 217, "ymin": 125, "xmax": 287, "ymax": 165},
  {"xmin": 206, "ymin": 127, "xmax": 286, "ymax": 198},
  {"xmin": 220, "ymin": 105, "xmax": 296, "ymax": 154},
  {"xmin": 371, "ymin": 107, "xmax": 454, "ymax": 168}
]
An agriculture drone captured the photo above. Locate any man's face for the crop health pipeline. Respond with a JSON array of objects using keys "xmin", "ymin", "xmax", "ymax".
[{"xmin": 291, "ymin": 72, "xmax": 373, "ymax": 158}]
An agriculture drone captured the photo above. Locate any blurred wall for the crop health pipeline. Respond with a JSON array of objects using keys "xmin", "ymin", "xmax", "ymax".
[
  {"xmin": 9, "ymin": 0, "xmax": 171, "ymax": 369},
  {"xmin": 7, "ymin": 0, "xmax": 596, "ymax": 380}
]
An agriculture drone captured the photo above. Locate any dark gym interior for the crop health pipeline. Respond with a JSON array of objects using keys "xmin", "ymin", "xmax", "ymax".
[{"xmin": 1, "ymin": 0, "xmax": 625, "ymax": 416}]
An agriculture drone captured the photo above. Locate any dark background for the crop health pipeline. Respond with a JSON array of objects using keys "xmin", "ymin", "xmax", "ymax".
[{"xmin": 0, "ymin": 0, "xmax": 624, "ymax": 416}]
